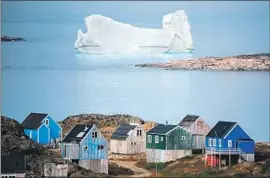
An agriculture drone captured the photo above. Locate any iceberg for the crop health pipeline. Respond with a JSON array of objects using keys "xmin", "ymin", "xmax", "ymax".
[{"xmin": 74, "ymin": 10, "xmax": 193, "ymax": 54}]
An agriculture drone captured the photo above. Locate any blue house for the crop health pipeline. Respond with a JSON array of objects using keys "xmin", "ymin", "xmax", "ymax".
[
  {"xmin": 21, "ymin": 113, "xmax": 62, "ymax": 145},
  {"xmin": 61, "ymin": 124, "xmax": 108, "ymax": 174},
  {"xmin": 205, "ymin": 121, "xmax": 254, "ymax": 167}
]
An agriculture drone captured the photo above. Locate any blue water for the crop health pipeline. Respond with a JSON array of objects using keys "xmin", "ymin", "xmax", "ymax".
[{"xmin": 1, "ymin": 1, "xmax": 270, "ymax": 141}]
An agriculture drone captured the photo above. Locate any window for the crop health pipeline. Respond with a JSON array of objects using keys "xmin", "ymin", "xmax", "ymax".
[
  {"xmin": 148, "ymin": 135, "xmax": 152, "ymax": 143},
  {"xmin": 131, "ymin": 142, "xmax": 137, "ymax": 145},
  {"xmin": 209, "ymin": 138, "xmax": 212, "ymax": 146},
  {"xmin": 137, "ymin": 130, "xmax": 142, "ymax": 136},
  {"xmin": 181, "ymin": 136, "xmax": 186, "ymax": 140},
  {"xmin": 92, "ymin": 131, "xmax": 97, "ymax": 138},
  {"xmin": 213, "ymin": 139, "xmax": 216, "ymax": 146},
  {"xmin": 155, "ymin": 135, "xmax": 159, "ymax": 143},
  {"xmin": 161, "ymin": 137, "xmax": 163, "ymax": 142},
  {"xmin": 83, "ymin": 146, "xmax": 88, "ymax": 150},
  {"xmin": 98, "ymin": 145, "xmax": 104, "ymax": 150},
  {"xmin": 45, "ymin": 119, "xmax": 49, "ymax": 126},
  {"xmin": 30, "ymin": 130, "xmax": 32, "ymax": 139},
  {"xmin": 218, "ymin": 139, "xmax": 222, "ymax": 147},
  {"xmin": 228, "ymin": 140, "xmax": 232, "ymax": 148}
]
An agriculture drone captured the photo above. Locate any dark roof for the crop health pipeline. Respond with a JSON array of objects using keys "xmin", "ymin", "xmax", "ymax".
[
  {"xmin": 21, "ymin": 113, "xmax": 48, "ymax": 129},
  {"xmin": 62, "ymin": 124, "xmax": 94, "ymax": 143},
  {"xmin": 206, "ymin": 121, "xmax": 237, "ymax": 138},
  {"xmin": 1, "ymin": 154, "xmax": 25, "ymax": 174},
  {"xmin": 110, "ymin": 124, "xmax": 137, "ymax": 140},
  {"xmin": 179, "ymin": 114, "xmax": 200, "ymax": 129},
  {"xmin": 147, "ymin": 124, "xmax": 178, "ymax": 135}
]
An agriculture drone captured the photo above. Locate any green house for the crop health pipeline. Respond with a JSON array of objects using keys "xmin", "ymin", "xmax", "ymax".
[{"xmin": 146, "ymin": 124, "xmax": 193, "ymax": 163}]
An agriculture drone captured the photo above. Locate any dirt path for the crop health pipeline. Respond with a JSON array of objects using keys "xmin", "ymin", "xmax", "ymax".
[{"xmin": 110, "ymin": 160, "xmax": 152, "ymax": 177}]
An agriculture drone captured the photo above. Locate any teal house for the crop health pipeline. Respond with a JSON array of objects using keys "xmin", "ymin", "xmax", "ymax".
[{"xmin": 21, "ymin": 113, "xmax": 62, "ymax": 145}]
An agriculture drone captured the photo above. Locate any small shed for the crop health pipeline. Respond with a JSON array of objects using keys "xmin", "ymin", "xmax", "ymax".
[
  {"xmin": 110, "ymin": 124, "xmax": 146, "ymax": 154},
  {"xmin": 21, "ymin": 113, "xmax": 62, "ymax": 145},
  {"xmin": 61, "ymin": 124, "xmax": 108, "ymax": 174},
  {"xmin": 1, "ymin": 154, "xmax": 26, "ymax": 178},
  {"xmin": 179, "ymin": 114, "xmax": 211, "ymax": 151},
  {"xmin": 205, "ymin": 121, "xmax": 255, "ymax": 167},
  {"xmin": 146, "ymin": 124, "xmax": 193, "ymax": 163}
]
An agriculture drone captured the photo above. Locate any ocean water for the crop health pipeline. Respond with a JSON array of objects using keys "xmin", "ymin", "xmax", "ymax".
[{"xmin": 1, "ymin": 1, "xmax": 270, "ymax": 141}]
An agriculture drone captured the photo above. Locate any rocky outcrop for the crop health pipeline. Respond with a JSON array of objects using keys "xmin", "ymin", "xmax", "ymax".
[
  {"xmin": 109, "ymin": 152, "xmax": 146, "ymax": 161},
  {"xmin": 59, "ymin": 114, "xmax": 145, "ymax": 140},
  {"xmin": 136, "ymin": 53, "xmax": 270, "ymax": 71},
  {"xmin": 1, "ymin": 36, "xmax": 25, "ymax": 42}
]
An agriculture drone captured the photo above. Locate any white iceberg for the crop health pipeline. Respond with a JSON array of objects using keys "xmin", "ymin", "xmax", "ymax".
[{"xmin": 74, "ymin": 10, "xmax": 193, "ymax": 54}]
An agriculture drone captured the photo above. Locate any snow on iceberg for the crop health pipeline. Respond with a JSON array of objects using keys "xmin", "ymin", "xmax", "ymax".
[{"xmin": 74, "ymin": 10, "xmax": 193, "ymax": 54}]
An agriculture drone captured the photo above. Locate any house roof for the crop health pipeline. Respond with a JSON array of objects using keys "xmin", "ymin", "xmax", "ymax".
[
  {"xmin": 110, "ymin": 124, "xmax": 137, "ymax": 140},
  {"xmin": 21, "ymin": 113, "xmax": 48, "ymax": 129},
  {"xmin": 179, "ymin": 114, "xmax": 200, "ymax": 129},
  {"xmin": 147, "ymin": 124, "xmax": 178, "ymax": 135},
  {"xmin": 1, "ymin": 154, "xmax": 25, "ymax": 174},
  {"xmin": 206, "ymin": 121, "xmax": 237, "ymax": 138},
  {"xmin": 62, "ymin": 124, "xmax": 94, "ymax": 143}
]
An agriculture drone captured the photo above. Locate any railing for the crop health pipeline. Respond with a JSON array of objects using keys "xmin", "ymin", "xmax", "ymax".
[{"xmin": 205, "ymin": 147, "xmax": 241, "ymax": 155}]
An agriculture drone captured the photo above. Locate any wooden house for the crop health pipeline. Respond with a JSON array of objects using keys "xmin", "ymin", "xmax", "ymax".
[
  {"xmin": 21, "ymin": 113, "xmax": 62, "ymax": 145},
  {"xmin": 179, "ymin": 114, "xmax": 211, "ymax": 151},
  {"xmin": 205, "ymin": 121, "xmax": 255, "ymax": 168},
  {"xmin": 1, "ymin": 154, "xmax": 26, "ymax": 178},
  {"xmin": 110, "ymin": 124, "xmax": 146, "ymax": 154},
  {"xmin": 146, "ymin": 124, "xmax": 193, "ymax": 163},
  {"xmin": 61, "ymin": 124, "xmax": 108, "ymax": 174}
]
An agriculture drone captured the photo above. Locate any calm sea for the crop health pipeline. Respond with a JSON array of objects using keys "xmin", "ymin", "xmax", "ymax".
[{"xmin": 1, "ymin": 1, "xmax": 269, "ymax": 141}]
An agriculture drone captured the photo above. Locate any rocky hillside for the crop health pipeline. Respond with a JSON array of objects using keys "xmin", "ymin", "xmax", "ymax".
[
  {"xmin": 1, "ymin": 116, "xmax": 106, "ymax": 177},
  {"xmin": 59, "ymin": 114, "xmax": 150, "ymax": 140},
  {"xmin": 136, "ymin": 53, "xmax": 270, "ymax": 71}
]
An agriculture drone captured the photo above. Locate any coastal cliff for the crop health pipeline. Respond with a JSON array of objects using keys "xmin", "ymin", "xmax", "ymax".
[{"xmin": 136, "ymin": 53, "xmax": 270, "ymax": 71}]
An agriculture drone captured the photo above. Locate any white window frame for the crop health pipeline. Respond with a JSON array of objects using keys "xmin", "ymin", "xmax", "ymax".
[
  {"xmin": 155, "ymin": 135, "xmax": 159, "ymax": 143},
  {"xmin": 161, "ymin": 137, "xmax": 163, "ymax": 142},
  {"xmin": 209, "ymin": 138, "xmax": 212, "ymax": 146},
  {"xmin": 218, "ymin": 139, "xmax": 222, "ymax": 147},
  {"xmin": 45, "ymin": 119, "xmax": 49, "ymax": 126},
  {"xmin": 92, "ymin": 131, "xmax": 97, "ymax": 138},
  {"xmin": 148, "ymin": 135, "xmax": 152, "ymax": 143},
  {"xmin": 29, "ymin": 130, "xmax": 32, "ymax": 139},
  {"xmin": 228, "ymin": 140, "xmax": 232, "ymax": 148},
  {"xmin": 181, "ymin": 136, "xmax": 186, "ymax": 140},
  {"xmin": 213, "ymin": 139, "xmax": 216, "ymax": 146},
  {"xmin": 83, "ymin": 145, "xmax": 88, "ymax": 150}
]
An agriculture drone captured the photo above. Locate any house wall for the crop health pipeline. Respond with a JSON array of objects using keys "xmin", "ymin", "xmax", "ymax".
[
  {"xmin": 146, "ymin": 149, "xmax": 192, "ymax": 163},
  {"xmin": 166, "ymin": 127, "xmax": 192, "ymax": 150},
  {"xmin": 42, "ymin": 116, "xmax": 62, "ymax": 140},
  {"xmin": 192, "ymin": 135, "xmax": 205, "ymax": 149},
  {"xmin": 126, "ymin": 125, "xmax": 146, "ymax": 154},
  {"xmin": 79, "ymin": 159, "xmax": 108, "ymax": 174},
  {"xmin": 188, "ymin": 118, "xmax": 211, "ymax": 135},
  {"xmin": 237, "ymin": 141, "xmax": 255, "ymax": 153},
  {"xmin": 146, "ymin": 134, "xmax": 166, "ymax": 150},
  {"xmin": 79, "ymin": 126, "xmax": 108, "ymax": 160},
  {"xmin": 61, "ymin": 143, "xmax": 80, "ymax": 159},
  {"xmin": 1, "ymin": 173, "xmax": 26, "ymax": 177},
  {"xmin": 110, "ymin": 140, "xmax": 128, "ymax": 154},
  {"xmin": 24, "ymin": 129, "xmax": 38, "ymax": 142},
  {"xmin": 38, "ymin": 124, "xmax": 50, "ymax": 144},
  {"xmin": 43, "ymin": 163, "xmax": 68, "ymax": 177}
]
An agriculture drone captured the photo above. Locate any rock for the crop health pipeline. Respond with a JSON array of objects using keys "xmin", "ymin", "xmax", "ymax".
[
  {"xmin": 135, "ymin": 53, "xmax": 270, "ymax": 71},
  {"xmin": 1, "ymin": 36, "xmax": 25, "ymax": 42}
]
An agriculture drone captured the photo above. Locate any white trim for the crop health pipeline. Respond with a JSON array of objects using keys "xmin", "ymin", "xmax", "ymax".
[
  {"xmin": 29, "ymin": 130, "xmax": 32, "ymax": 139},
  {"xmin": 79, "ymin": 125, "xmax": 95, "ymax": 144},
  {"xmin": 208, "ymin": 138, "xmax": 212, "ymax": 146},
  {"xmin": 224, "ymin": 123, "xmax": 238, "ymax": 139},
  {"xmin": 213, "ymin": 139, "xmax": 216, "ymax": 146},
  {"xmin": 41, "ymin": 115, "xmax": 63, "ymax": 133},
  {"xmin": 228, "ymin": 140, "xmax": 232, "ymax": 148},
  {"xmin": 218, "ymin": 139, "xmax": 222, "ymax": 147},
  {"xmin": 155, "ymin": 135, "xmax": 159, "ymax": 143},
  {"xmin": 37, "ymin": 123, "xmax": 50, "ymax": 144},
  {"xmin": 148, "ymin": 135, "xmax": 152, "ymax": 143},
  {"xmin": 165, "ymin": 125, "xmax": 181, "ymax": 135},
  {"xmin": 37, "ymin": 129, "xmax": 39, "ymax": 143}
]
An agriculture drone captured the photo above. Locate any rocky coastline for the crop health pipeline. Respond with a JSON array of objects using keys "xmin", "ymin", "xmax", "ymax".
[{"xmin": 135, "ymin": 53, "xmax": 270, "ymax": 71}]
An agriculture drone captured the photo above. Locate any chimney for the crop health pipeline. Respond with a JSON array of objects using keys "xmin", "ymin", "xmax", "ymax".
[
  {"xmin": 84, "ymin": 125, "xmax": 88, "ymax": 131},
  {"xmin": 166, "ymin": 121, "xmax": 168, "ymax": 125}
]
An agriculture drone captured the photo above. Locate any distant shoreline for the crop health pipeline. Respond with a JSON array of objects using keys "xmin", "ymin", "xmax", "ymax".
[{"xmin": 135, "ymin": 53, "xmax": 270, "ymax": 71}]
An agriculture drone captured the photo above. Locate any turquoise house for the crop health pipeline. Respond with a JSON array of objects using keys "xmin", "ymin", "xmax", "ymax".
[{"xmin": 21, "ymin": 113, "xmax": 62, "ymax": 144}]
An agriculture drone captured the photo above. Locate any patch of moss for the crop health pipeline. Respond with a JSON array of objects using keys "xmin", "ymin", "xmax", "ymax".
[{"xmin": 261, "ymin": 159, "xmax": 270, "ymax": 174}]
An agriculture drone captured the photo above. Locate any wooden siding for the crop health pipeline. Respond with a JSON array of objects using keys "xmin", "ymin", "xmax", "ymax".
[
  {"xmin": 166, "ymin": 127, "xmax": 192, "ymax": 150},
  {"xmin": 146, "ymin": 149, "xmax": 192, "ymax": 163},
  {"xmin": 79, "ymin": 159, "xmax": 108, "ymax": 174},
  {"xmin": 187, "ymin": 118, "xmax": 211, "ymax": 135},
  {"xmin": 61, "ymin": 143, "xmax": 80, "ymax": 159},
  {"xmin": 192, "ymin": 135, "xmax": 205, "ymax": 149},
  {"xmin": 79, "ymin": 127, "xmax": 108, "ymax": 160},
  {"xmin": 110, "ymin": 125, "xmax": 146, "ymax": 154},
  {"xmin": 146, "ymin": 135, "xmax": 166, "ymax": 150}
]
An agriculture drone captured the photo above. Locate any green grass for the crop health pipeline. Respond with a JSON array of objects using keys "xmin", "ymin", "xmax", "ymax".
[{"xmin": 261, "ymin": 160, "xmax": 270, "ymax": 174}]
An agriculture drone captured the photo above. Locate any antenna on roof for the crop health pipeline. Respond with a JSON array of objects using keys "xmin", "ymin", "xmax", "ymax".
[{"xmin": 166, "ymin": 121, "xmax": 168, "ymax": 125}]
